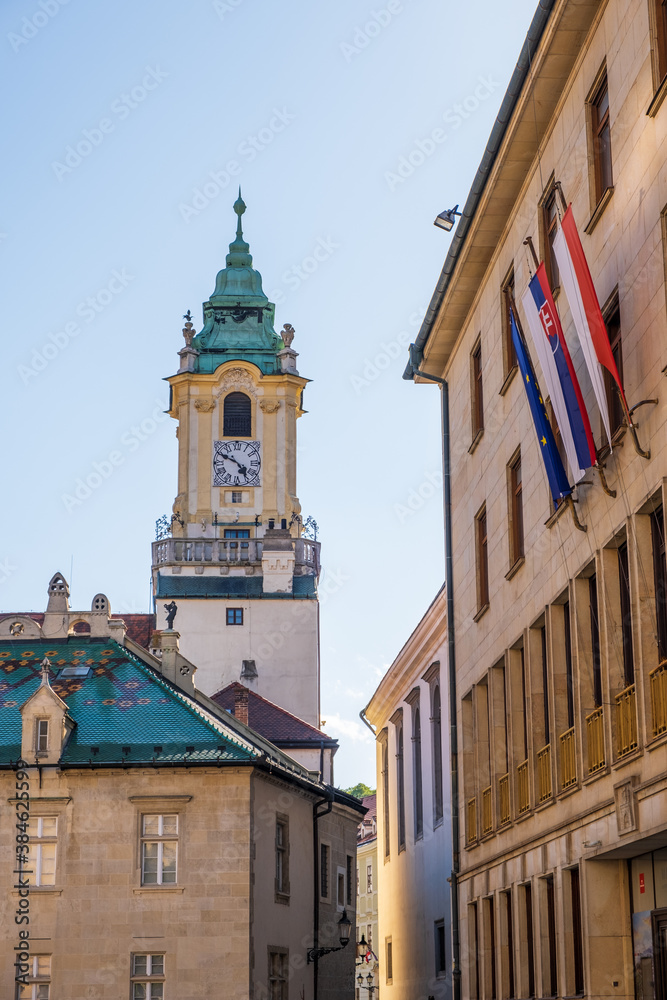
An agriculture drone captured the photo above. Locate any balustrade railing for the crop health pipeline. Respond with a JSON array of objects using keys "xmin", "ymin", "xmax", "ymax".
[
  {"xmin": 517, "ymin": 760, "xmax": 529, "ymax": 814},
  {"xmin": 152, "ymin": 535, "xmax": 320, "ymax": 573},
  {"xmin": 481, "ymin": 786, "xmax": 492, "ymax": 836},
  {"xmin": 650, "ymin": 661, "xmax": 667, "ymax": 736},
  {"xmin": 616, "ymin": 684, "xmax": 638, "ymax": 757},
  {"xmin": 560, "ymin": 728, "xmax": 576, "ymax": 789},
  {"xmin": 537, "ymin": 744, "xmax": 552, "ymax": 802},
  {"xmin": 498, "ymin": 773, "xmax": 510, "ymax": 825},
  {"xmin": 466, "ymin": 797, "xmax": 477, "ymax": 844},
  {"xmin": 585, "ymin": 707, "xmax": 605, "ymax": 774}
]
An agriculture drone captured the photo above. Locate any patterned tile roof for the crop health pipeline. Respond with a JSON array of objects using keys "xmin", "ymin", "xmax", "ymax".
[
  {"xmin": 0, "ymin": 638, "xmax": 258, "ymax": 767},
  {"xmin": 156, "ymin": 574, "xmax": 317, "ymax": 599},
  {"xmin": 212, "ymin": 682, "xmax": 337, "ymax": 747}
]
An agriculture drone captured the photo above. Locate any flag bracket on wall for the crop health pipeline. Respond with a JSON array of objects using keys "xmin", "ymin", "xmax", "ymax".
[
  {"xmin": 624, "ymin": 398, "xmax": 658, "ymax": 460},
  {"xmin": 595, "ymin": 463, "xmax": 616, "ymax": 498},
  {"xmin": 566, "ymin": 495, "xmax": 588, "ymax": 533}
]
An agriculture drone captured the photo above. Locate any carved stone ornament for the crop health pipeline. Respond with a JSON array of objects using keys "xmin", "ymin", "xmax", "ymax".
[
  {"xmin": 259, "ymin": 399, "xmax": 281, "ymax": 413},
  {"xmin": 194, "ymin": 397, "xmax": 215, "ymax": 412},
  {"xmin": 212, "ymin": 368, "xmax": 257, "ymax": 397},
  {"xmin": 281, "ymin": 323, "xmax": 295, "ymax": 347},
  {"xmin": 614, "ymin": 777, "xmax": 638, "ymax": 835}
]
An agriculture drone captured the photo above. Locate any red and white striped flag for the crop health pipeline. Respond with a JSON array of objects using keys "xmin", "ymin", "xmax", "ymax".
[{"xmin": 552, "ymin": 205, "xmax": 629, "ymax": 448}]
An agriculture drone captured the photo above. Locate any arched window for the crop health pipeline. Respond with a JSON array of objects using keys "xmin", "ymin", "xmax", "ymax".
[
  {"xmin": 223, "ymin": 392, "xmax": 251, "ymax": 437},
  {"xmin": 432, "ymin": 685, "xmax": 444, "ymax": 823}
]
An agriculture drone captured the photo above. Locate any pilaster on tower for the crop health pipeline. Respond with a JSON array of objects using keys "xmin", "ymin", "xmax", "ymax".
[{"xmin": 152, "ymin": 194, "xmax": 321, "ymax": 727}]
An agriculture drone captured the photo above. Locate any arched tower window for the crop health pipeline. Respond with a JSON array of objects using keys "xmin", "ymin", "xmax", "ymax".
[{"xmin": 223, "ymin": 392, "xmax": 252, "ymax": 437}]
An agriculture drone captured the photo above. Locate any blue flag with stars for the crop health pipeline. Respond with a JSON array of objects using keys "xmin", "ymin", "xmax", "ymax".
[{"xmin": 510, "ymin": 308, "xmax": 572, "ymax": 505}]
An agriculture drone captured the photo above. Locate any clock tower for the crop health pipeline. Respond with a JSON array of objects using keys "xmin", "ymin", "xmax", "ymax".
[{"xmin": 152, "ymin": 194, "xmax": 321, "ymax": 726}]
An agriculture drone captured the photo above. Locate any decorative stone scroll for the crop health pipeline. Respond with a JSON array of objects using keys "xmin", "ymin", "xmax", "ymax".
[
  {"xmin": 212, "ymin": 368, "xmax": 257, "ymax": 397},
  {"xmin": 194, "ymin": 398, "xmax": 215, "ymax": 412},
  {"xmin": 259, "ymin": 399, "xmax": 281, "ymax": 413}
]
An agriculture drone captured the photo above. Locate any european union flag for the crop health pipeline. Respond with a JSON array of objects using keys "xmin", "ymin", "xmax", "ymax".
[{"xmin": 510, "ymin": 308, "xmax": 572, "ymax": 505}]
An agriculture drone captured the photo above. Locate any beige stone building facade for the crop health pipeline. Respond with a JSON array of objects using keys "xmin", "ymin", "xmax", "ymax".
[
  {"xmin": 0, "ymin": 577, "xmax": 362, "ymax": 999},
  {"xmin": 404, "ymin": 0, "xmax": 667, "ymax": 997},
  {"xmin": 363, "ymin": 588, "xmax": 452, "ymax": 1000},
  {"xmin": 355, "ymin": 795, "xmax": 379, "ymax": 1000}
]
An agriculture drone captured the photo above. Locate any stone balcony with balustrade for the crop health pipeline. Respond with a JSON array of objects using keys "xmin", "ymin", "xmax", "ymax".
[{"xmin": 152, "ymin": 535, "xmax": 321, "ymax": 577}]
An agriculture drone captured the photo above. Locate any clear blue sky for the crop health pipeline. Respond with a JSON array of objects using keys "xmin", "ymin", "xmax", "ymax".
[{"xmin": 2, "ymin": 0, "xmax": 538, "ymax": 788}]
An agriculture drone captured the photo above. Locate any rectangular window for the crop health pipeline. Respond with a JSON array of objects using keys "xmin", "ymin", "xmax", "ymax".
[
  {"xmin": 18, "ymin": 955, "xmax": 50, "ymax": 1000},
  {"xmin": 413, "ymin": 703, "xmax": 423, "ymax": 840},
  {"xmin": 226, "ymin": 608, "xmax": 244, "ymax": 625},
  {"xmin": 618, "ymin": 543, "xmax": 634, "ymax": 686},
  {"xmin": 501, "ymin": 269, "xmax": 517, "ymax": 377},
  {"xmin": 435, "ymin": 918, "xmax": 446, "ymax": 977},
  {"xmin": 432, "ymin": 684, "xmax": 444, "ymax": 823},
  {"xmin": 590, "ymin": 71, "xmax": 613, "ymax": 203},
  {"xmin": 476, "ymin": 505, "xmax": 489, "ymax": 612},
  {"xmin": 231, "ymin": 490, "xmax": 243, "ymax": 503},
  {"xmin": 485, "ymin": 897, "xmax": 497, "ymax": 1000},
  {"xmin": 346, "ymin": 855, "xmax": 353, "ymax": 906},
  {"xmin": 28, "ymin": 817, "xmax": 57, "ymax": 887},
  {"xmin": 320, "ymin": 842, "xmax": 329, "ymax": 899},
  {"xmin": 589, "ymin": 574, "xmax": 602, "ymax": 706},
  {"xmin": 603, "ymin": 299, "xmax": 624, "ymax": 439},
  {"xmin": 524, "ymin": 884, "xmax": 536, "ymax": 998},
  {"xmin": 543, "ymin": 185, "xmax": 560, "ymax": 291},
  {"xmin": 223, "ymin": 528, "xmax": 250, "ymax": 538},
  {"xmin": 541, "ymin": 625, "xmax": 550, "ymax": 744},
  {"xmin": 545, "ymin": 875, "xmax": 558, "ymax": 996},
  {"xmin": 652, "ymin": 506, "xmax": 667, "ymax": 661},
  {"xmin": 337, "ymin": 869, "xmax": 345, "ymax": 909},
  {"xmin": 141, "ymin": 814, "xmax": 178, "ymax": 885},
  {"xmin": 36, "ymin": 719, "xmax": 49, "ymax": 753},
  {"xmin": 509, "ymin": 451, "xmax": 524, "ymax": 566},
  {"xmin": 381, "ymin": 735, "xmax": 390, "ymax": 858},
  {"xmin": 367, "ymin": 863, "xmax": 373, "ymax": 893},
  {"xmin": 564, "ymin": 601, "xmax": 575, "ymax": 729},
  {"xmin": 268, "ymin": 949, "xmax": 288, "ymax": 1000},
  {"xmin": 503, "ymin": 890, "xmax": 515, "ymax": 1000},
  {"xmin": 275, "ymin": 816, "xmax": 289, "ymax": 900},
  {"xmin": 654, "ymin": 0, "xmax": 667, "ymax": 87},
  {"xmin": 471, "ymin": 339, "xmax": 484, "ymax": 438},
  {"xmin": 470, "ymin": 902, "xmax": 480, "ymax": 999},
  {"xmin": 396, "ymin": 723, "xmax": 406, "ymax": 851},
  {"xmin": 386, "ymin": 938, "xmax": 393, "ymax": 983},
  {"xmin": 570, "ymin": 867, "xmax": 585, "ymax": 995},
  {"xmin": 131, "ymin": 954, "xmax": 165, "ymax": 1000}
]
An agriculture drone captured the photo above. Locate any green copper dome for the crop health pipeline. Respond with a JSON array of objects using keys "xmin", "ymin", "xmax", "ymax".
[{"xmin": 192, "ymin": 192, "xmax": 283, "ymax": 374}]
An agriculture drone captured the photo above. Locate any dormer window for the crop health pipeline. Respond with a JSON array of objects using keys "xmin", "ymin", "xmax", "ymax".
[{"xmin": 36, "ymin": 719, "xmax": 49, "ymax": 753}]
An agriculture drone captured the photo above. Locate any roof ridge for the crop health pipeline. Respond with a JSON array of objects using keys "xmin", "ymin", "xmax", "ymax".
[{"xmin": 215, "ymin": 681, "xmax": 333, "ymax": 740}]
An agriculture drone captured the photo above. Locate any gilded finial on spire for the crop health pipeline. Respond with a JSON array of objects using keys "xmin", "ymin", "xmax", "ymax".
[
  {"xmin": 233, "ymin": 187, "xmax": 246, "ymax": 239},
  {"xmin": 226, "ymin": 190, "xmax": 252, "ymax": 268}
]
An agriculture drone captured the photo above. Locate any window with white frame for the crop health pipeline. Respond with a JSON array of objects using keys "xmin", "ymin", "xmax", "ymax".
[
  {"xmin": 36, "ymin": 719, "xmax": 49, "ymax": 754},
  {"xmin": 131, "ymin": 954, "xmax": 165, "ymax": 999},
  {"xmin": 18, "ymin": 955, "xmax": 50, "ymax": 999},
  {"xmin": 367, "ymin": 863, "xmax": 373, "ymax": 893},
  {"xmin": 28, "ymin": 818, "xmax": 57, "ymax": 886},
  {"xmin": 141, "ymin": 815, "xmax": 178, "ymax": 885}
]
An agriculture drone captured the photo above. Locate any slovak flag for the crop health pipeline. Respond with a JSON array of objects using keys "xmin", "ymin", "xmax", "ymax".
[
  {"xmin": 521, "ymin": 264, "xmax": 597, "ymax": 482},
  {"xmin": 553, "ymin": 205, "xmax": 629, "ymax": 448}
]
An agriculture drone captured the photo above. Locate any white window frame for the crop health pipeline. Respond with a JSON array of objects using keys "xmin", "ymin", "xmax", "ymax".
[
  {"xmin": 131, "ymin": 953, "xmax": 165, "ymax": 999},
  {"xmin": 18, "ymin": 955, "xmax": 50, "ymax": 999},
  {"xmin": 28, "ymin": 818, "xmax": 57, "ymax": 887},
  {"xmin": 141, "ymin": 814, "xmax": 178, "ymax": 886},
  {"xmin": 36, "ymin": 719, "xmax": 49, "ymax": 754},
  {"xmin": 367, "ymin": 863, "xmax": 373, "ymax": 893}
]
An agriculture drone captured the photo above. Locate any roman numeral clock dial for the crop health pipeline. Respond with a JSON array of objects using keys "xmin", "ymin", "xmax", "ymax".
[{"xmin": 213, "ymin": 440, "xmax": 261, "ymax": 487}]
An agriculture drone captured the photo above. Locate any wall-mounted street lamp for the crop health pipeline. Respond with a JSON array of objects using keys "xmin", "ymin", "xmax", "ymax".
[
  {"xmin": 307, "ymin": 910, "xmax": 352, "ymax": 964},
  {"xmin": 433, "ymin": 204, "xmax": 462, "ymax": 231},
  {"xmin": 357, "ymin": 972, "xmax": 377, "ymax": 996}
]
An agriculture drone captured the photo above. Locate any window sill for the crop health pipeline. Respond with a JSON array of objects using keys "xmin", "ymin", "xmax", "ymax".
[
  {"xmin": 12, "ymin": 887, "xmax": 62, "ymax": 895},
  {"xmin": 647, "ymin": 75, "xmax": 667, "ymax": 117},
  {"xmin": 584, "ymin": 186, "xmax": 614, "ymax": 234},
  {"xmin": 499, "ymin": 364, "xmax": 518, "ymax": 397},
  {"xmin": 612, "ymin": 747, "xmax": 643, "ymax": 770},
  {"xmin": 545, "ymin": 498, "xmax": 570, "ymax": 530},
  {"xmin": 582, "ymin": 764, "xmax": 609, "ymax": 784},
  {"xmin": 133, "ymin": 886, "xmax": 185, "ymax": 894},
  {"xmin": 468, "ymin": 428, "xmax": 484, "ymax": 455},
  {"xmin": 505, "ymin": 556, "xmax": 525, "ymax": 581},
  {"xmin": 275, "ymin": 891, "xmax": 291, "ymax": 906},
  {"xmin": 647, "ymin": 730, "xmax": 667, "ymax": 752},
  {"xmin": 473, "ymin": 603, "xmax": 490, "ymax": 624}
]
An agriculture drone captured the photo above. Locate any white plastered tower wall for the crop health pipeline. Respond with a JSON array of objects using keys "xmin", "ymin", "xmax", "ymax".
[{"xmin": 152, "ymin": 195, "xmax": 321, "ymax": 727}]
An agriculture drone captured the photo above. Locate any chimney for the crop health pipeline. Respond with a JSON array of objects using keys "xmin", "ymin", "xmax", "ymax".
[{"xmin": 234, "ymin": 685, "xmax": 249, "ymax": 726}]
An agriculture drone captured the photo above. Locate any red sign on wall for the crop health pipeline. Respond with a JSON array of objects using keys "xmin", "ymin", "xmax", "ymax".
[{"xmin": 639, "ymin": 873, "xmax": 645, "ymax": 894}]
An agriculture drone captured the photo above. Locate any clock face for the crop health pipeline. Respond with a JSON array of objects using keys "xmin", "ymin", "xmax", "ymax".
[{"xmin": 213, "ymin": 440, "xmax": 261, "ymax": 487}]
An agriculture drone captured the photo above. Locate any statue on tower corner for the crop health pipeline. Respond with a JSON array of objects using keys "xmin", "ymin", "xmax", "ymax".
[
  {"xmin": 281, "ymin": 323, "xmax": 295, "ymax": 348},
  {"xmin": 164, "ymin": 601, "xmax": 178, "ymax": 630}
]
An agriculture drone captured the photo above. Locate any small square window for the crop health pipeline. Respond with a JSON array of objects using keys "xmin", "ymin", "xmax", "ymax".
[
  {"xmin": 19, "ymin": 955, "xmax": 51, "ymax": 999},
  {"xmin": 131, "ymin": 953, "xmax": 165, "ymax": 999},
  {"xmin": 231, "ymin": 491, "xmax": 243, "ymax": 503},
  {"xmin": 226, "ymin": 608, "xmax": 244, "ymax": 626}
]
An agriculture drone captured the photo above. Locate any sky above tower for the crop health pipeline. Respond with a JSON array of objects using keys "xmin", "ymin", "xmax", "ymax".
[{"xmin": 3, "ymin": 0, "xmax": 538, "ymax": 787}]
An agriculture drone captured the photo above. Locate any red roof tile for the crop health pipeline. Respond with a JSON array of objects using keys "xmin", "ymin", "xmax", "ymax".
[
  {"xmin": 111, "ymin": 614, "xmax": 155, "ymax": 649},
  {"xmin": 212, "ymin": 682, "xmax": 337, "ymax": 747}
]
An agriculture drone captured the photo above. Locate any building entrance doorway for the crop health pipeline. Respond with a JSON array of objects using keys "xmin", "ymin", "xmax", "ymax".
[{"xmin": 654, "ymin": 909, "xmax": 667, "ymax": 999}]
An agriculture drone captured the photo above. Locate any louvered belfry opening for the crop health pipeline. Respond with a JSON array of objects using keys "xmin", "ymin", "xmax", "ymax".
[{"xmin": 223, "ymin": 392, "xmax": 251, "ymax": 436}]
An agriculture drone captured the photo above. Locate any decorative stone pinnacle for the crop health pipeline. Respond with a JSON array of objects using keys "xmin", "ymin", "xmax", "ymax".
[
  {"xmin": 281, "ymin": 323, "xmax": 295, "ymax": 348},
  {"xmin": 182, "ymin": 309, "xmax": 195, "ymax": 347},
  {"xmin": 40, "ymin": 657, "xmax": 51, "ymax": 683}
]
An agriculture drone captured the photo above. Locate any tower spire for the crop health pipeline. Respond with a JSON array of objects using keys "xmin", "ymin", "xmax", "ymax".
[{"xmin": 226, "ymin": 188, "xmax": 251, "ymax": 267}]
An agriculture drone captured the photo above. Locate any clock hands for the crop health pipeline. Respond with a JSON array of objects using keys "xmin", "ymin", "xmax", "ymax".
[{"xmin": 220, "ymin": 451, "xmax": 248, "ymax": 477}]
